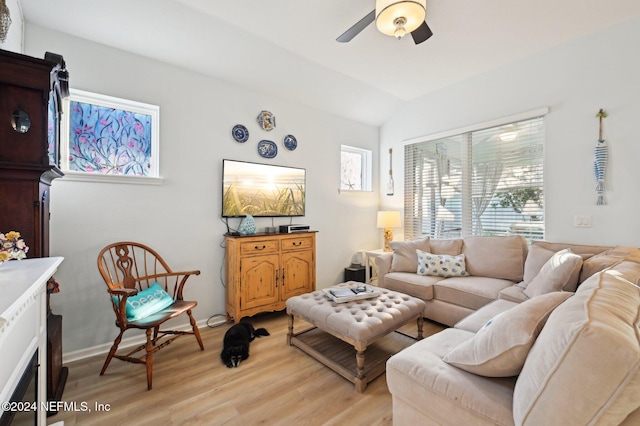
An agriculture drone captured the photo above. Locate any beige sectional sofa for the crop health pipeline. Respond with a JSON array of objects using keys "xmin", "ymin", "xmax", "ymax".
[
  {"xmin": 385, "ymin": 247, "xmax": 640, "ymax": 425},
  {"xmin": 376, "ymin": 235, "xmax": 623, "ymax": 326}
]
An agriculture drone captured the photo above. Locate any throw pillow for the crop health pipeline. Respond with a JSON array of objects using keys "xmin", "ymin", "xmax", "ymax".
[
  {"xmin": 416, "ymin": 250, "xmax": 467, "ymax": 278},
  {"xmin": 524, "ymin": 249, "xmax": 583, "ymax": 298},
  {"xmin": 389, "ymin": 237, "xmax": 430, "ymax": 272},
  {"xmin": 442, "ymin": 291, "xmax": 573, "ymax": 377},
  {"xmin": 114, "ymin": 282, "xmax": 175, "ymax": 321},
  {"xmin": 578, "ymin": 246, "xmax": 636, "ymax": 283},
  {"xmin": 519, "ymin": 244, "xmax": 557, "ymax": 288}
]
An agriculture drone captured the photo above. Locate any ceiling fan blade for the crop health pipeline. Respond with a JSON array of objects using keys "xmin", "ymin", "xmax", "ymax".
[
  {"xmin": 336, "ymin": 10, "xmax": 375, "ymax": 43},
  {"xmin": 411, "ymin": 21, "xmax": 433, "ymax": 45}
]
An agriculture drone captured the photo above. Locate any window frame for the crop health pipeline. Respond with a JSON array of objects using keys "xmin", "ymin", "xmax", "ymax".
[
  {"xmin": 403, "ymin": 107, "xmax": 548, "ymax": 242},
  {"xmin": 340, "ymin": 144, "xmax": 373, "ymax": 192},
  {"xmin": 60, "ymin": 89, "xmax": 162, "ymax": 185}
]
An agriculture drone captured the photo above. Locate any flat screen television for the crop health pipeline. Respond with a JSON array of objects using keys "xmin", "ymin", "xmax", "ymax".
[{"xmin": 222, "ymin": 159, "xmax": 306, "ymax": 217}]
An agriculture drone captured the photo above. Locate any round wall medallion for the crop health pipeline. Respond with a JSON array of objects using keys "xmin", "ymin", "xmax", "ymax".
[
  {"xmin": 257, "ymin": 110, "xmax": 276, "ymax": 131},
  {"xmin": 283, "ymin": 134, "xmax": 297, "ymax": 151},
  {"xmin": 231, "ymin": 124, "xmax": 249, "ymax": 143},
  {"xmin": 257, "ymin": 140, "xmax": 278, "ymax": 158}
]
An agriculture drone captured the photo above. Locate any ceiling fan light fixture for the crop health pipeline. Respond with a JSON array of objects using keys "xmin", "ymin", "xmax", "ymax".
[
  {"xmin": 499, "ymin": 124, "xmax": 519, "ymax": 142},
  {"xmin": 393, "ymin": 17, "xmax": 406, "ymax": 39},
  {"xmin": 376, "ymin": 0, "xmax": 426, "ymax": 39}
]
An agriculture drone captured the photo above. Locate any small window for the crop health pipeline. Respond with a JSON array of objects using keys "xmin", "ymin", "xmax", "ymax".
[
  {"xmin": 60, "ymin": 89, "xmax": 162, "ymax": 184},
  {"xmin": 341, "ymin": 145, "xmax": 372, "ymax": 191}
]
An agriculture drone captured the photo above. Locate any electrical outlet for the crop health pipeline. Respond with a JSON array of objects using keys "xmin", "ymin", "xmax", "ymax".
[{"xmin": 574, "ymin": 215, "xmax": 592, "ymax": 228}]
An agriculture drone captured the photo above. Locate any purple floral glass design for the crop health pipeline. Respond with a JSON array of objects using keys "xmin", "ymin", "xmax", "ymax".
[
  {"xmin": 68, "ymin": 101, "xmax": 153, "ymax": 175},
  {"xmin": 48, "ymin": 96, "xmax": 57, "ymax": 166}
]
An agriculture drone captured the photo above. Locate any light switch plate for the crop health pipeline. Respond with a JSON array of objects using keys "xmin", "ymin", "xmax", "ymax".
[{"xmin": 574, "ymin": 215, "xmax": 592, "ymax": 228}]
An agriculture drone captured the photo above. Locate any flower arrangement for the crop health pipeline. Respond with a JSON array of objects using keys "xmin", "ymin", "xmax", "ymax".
[
  {"xmin": 47, "ymin": 277, "xmax": 60, "ymax": 294},
  {"xmin": 0, "ymin": 231, "xmax": 29, "ymax": 264}
]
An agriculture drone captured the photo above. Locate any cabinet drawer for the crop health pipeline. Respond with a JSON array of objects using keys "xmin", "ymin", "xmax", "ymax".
[
  {"xmin": 239, "ymin": 240, "xmax": 279, "ymax": 255},
  {"xmin": 281, "ymin": 235, "xmax": 314, "ymax": 251}
]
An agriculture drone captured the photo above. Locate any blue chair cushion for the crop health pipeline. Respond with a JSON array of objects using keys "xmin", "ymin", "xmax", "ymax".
[{"xmin": 114, "ymin": 283, "xmax": 175, "ymax": 321}]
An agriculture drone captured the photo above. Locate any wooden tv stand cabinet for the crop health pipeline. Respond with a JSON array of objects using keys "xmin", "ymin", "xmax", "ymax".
[{"xmin": 225, "ymin": 232, "xmax": 317, "ymax": 323}]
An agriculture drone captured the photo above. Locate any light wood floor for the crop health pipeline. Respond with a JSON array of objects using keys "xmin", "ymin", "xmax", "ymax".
[{"xmin": 48, "ymin": 311, "xmax": 445, "ymax": 426}]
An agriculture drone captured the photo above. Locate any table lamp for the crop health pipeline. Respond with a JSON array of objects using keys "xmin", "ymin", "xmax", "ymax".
[{"xmin": 377, "ymin": 210, "xmax": 401, "ymax": 252}]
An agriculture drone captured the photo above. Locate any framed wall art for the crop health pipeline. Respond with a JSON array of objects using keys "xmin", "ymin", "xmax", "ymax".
[{"xmin": 61, "ymin": 89, "xmax": 160, "ymax": 180}]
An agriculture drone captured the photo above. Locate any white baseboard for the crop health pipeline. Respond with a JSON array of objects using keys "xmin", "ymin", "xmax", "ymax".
[{"xmin": 62, "ymin": 316, "xmax": 227, "ymax": 364}]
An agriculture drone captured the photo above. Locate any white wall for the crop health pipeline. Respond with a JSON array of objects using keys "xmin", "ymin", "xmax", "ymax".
[
  {"xmin": 380, "ymin": 17, "xmax": 640, "ymax": 247},
  {"xmin": 24, "ymin": 25, "xmax": 380, "ymax": 354},
  {"xmin": 0, "ymin": 0, "xmax": 23, "ymax": 52}
]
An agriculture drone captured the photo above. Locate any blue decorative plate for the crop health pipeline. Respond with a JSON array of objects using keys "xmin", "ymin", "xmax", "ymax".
[
  {"xmin": 257, "ymin": 140, "xmax": 278, "ymax": 158},
  {"xmin": 283, "ymin": 134, "xmax": 297, "ymax": 151},
  {"xmin": 232, "ymin": 124, "xmax": 249, "ymax": 143},
  {"xmin": 257, "ymin": 110, "xmax": 276, "ymax": 131}
]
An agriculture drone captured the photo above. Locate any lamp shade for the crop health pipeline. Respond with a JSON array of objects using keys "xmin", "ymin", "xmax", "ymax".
[
  {"xmin": 377, "ymin": 210, "xmax": 402, "ymax": 228},
  {"xmin": 376, "ymin": 0, "xmax": 426, "ymax": 36}
]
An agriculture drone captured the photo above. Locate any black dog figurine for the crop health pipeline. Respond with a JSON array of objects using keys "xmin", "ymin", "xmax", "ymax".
[{"xmin": 221, "ymin": 321, "xmax": 270, "ymax": 368}]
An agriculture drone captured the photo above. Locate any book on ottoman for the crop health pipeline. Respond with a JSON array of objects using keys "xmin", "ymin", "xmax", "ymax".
[{"xmin": 323, "ymin": 283, "xmax": 381, "ymax": 303}]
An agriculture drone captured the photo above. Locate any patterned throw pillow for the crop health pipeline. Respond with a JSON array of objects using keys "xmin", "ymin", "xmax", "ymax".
[{"xmin": 416, "ymin": 249, "xmax": 467, "ymax": 278}]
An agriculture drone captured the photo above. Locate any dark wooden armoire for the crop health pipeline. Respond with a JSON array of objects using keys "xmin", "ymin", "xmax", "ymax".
[{"xmin": 0, "ymin": 48, "xmax": 69, "ymax": 414}]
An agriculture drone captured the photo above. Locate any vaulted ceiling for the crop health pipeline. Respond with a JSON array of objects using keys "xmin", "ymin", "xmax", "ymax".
[{"xmin": 19, "ymin": 0, "xmax": 640, "ymax": 126}]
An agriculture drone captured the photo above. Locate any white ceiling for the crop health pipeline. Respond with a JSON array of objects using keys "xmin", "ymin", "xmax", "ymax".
[{"xmin": 18, "ymin": 0, "xmax": 640, "ymax": 126}]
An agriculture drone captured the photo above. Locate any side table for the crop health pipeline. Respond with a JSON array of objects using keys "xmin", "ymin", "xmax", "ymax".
[{"xmin": 360, "ymin": 249, "xmax": 388, "ymax": 283}]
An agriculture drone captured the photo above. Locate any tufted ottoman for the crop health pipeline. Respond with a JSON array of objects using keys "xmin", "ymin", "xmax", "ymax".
[{"xmin": 286, "ymin": 284, "xmax": 426, "ymax": 392}]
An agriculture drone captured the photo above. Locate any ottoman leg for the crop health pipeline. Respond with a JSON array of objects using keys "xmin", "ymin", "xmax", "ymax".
[
  {"xmin": 355, "ymin": 348, "xmax": 366, "ymax": 393},
  {"xmin": 417, "ymin": 317, "xmax": 424, "ymax": 340},
  {"xmin": 287, "ymin": 313, "xmax": 294, "ymax": 345}
]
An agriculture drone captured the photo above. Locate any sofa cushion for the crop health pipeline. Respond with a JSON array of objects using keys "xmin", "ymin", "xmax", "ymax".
[
  {"xmin": 429, "ymin": 238, "xmax": 463, "ymax": 255},
  {"xmin": 417, "ymin": 250, "xmax": 467, "ymax": 278},
  {"xmin": 387, "ymin": 328, "xmax": 517, "ymax": 426},
  {"xmin": 531, "ymin": 241, "xmax": 610, "ymax": 258},
  {"xmin": 462, "ymin": 235, "xmax": 527, "ymax": 282},
  {"xmin": 579, "ymin": 245, "xmax": 636, "ymax": 283},
  {"xmin": 454, "ymin": 299, "xmax": 519, "ymax": 333},
  {"xmin": 610, "ymin": 258, "xmax": 640, "ymax": 285},
  {"xmin": 443, "ymin": 291, "xmax": 572, "ymax": 377},
  {"xmin": 513, "ymin": 268, "xmax": 640, "ymax": 425},
  {"xmin": 434, "ymin": 276, "xmax": 514, "ymax": 311},
  {"xmin": 389, "ymin": 237, "xmax": 430, "ymax": 272},
  {"xmin": 382, "ymin": 272, "xmax": 440, "ymax": 300},
  {"xmin": 498, "ymin": 285, "xmax": 528, "ymax": 303},
  {"xmin": 523, "ymin": 249, "xmax": 583, "ymax": 298}
]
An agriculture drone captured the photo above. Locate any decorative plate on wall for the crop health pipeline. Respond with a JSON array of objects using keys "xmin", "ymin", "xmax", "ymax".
[
  {"xmin": 257, "ymin": 110, "xmax": 276, "ymax": 131},
  {"xmin": 283, "ymin": 134, "xmax": 297, "ymax": 151},
  {"xmin": 257, "ymin": 140, "xmax": 278, "ymax": 158},
  {"xmin": 232, "ymin": 124, "xmax": 249, "ymax": 143}
]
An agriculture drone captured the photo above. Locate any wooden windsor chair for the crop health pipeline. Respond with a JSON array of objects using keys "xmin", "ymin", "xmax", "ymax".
[{"xmin": 97, "ymin": 241, "xmax": 204, "ymax": 390}]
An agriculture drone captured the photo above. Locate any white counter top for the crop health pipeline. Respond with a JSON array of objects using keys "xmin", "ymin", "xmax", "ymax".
[
  {"xmin": 0, "ymin": 257, "xmax": 64, "ymax": 318},
  {"xmin": 0, "ymin": 256, "xmax": 64, "ymax": 425}
]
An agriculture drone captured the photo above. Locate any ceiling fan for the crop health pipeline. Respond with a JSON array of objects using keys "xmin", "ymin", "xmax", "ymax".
[{"xmin": 337, "ymin": 0, "xmax": 433, "ymax": 45}]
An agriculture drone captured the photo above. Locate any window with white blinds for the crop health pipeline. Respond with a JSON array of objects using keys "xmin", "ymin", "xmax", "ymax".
[{"xmin": 404, "ymin": 115, "xmax": 545, "ymax": 242}]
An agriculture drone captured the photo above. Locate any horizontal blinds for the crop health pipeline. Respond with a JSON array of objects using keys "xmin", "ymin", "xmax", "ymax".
[{"xmin": 404, "ymin": 116, "xmax": 545, "ymax": 242}]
